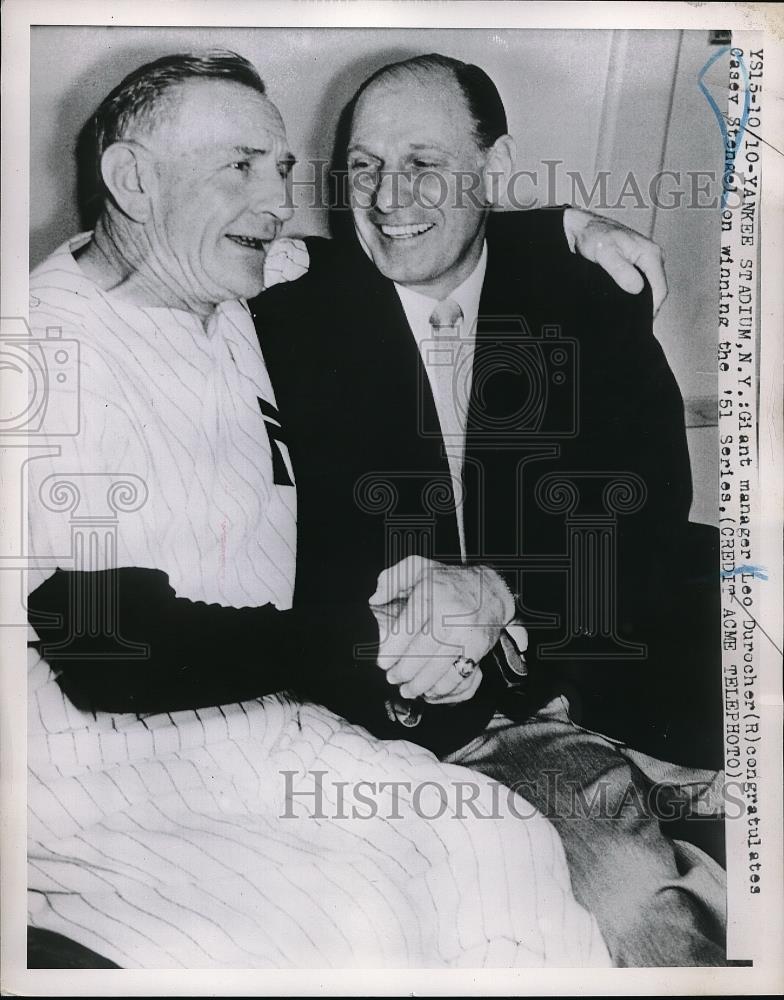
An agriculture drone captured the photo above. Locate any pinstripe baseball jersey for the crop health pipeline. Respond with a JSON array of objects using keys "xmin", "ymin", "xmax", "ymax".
[
  {"xmin": 28, "ymin": 232, "xmax": 298, "ymax": 608},
  {"xmin": 25, "ymin": 234, "xmax": 610, "ymax": 968}
]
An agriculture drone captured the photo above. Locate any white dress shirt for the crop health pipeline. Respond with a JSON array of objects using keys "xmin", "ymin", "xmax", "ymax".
[{"xmin": 394, "ymin": 244, "xmax": 487, "ymax": 559}]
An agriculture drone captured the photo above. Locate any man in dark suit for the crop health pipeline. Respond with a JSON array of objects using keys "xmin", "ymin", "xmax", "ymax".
[{"xmin": 254, "ymin": 53, "xmax": 725, "ymax": 966}]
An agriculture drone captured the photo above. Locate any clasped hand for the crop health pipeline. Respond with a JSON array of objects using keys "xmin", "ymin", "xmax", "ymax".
[{"xmin": 369, "ymin": 555, "xmax": 517, "ymax": 705}]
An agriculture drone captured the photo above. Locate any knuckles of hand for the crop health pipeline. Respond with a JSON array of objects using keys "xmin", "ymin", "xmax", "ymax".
[{"xmin": 421, "ymin": 569, "xmax": 509, "ymax": 624}]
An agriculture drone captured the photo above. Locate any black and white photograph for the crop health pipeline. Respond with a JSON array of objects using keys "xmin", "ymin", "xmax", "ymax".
[{"xmin": 1, "ymin": 1, "xmax": 782, "ymax": 993}]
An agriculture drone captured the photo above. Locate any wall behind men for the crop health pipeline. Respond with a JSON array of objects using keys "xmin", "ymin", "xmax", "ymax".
[{"xmin": 30, "ymin": 26, "xmax": 723, "ymax": 523}]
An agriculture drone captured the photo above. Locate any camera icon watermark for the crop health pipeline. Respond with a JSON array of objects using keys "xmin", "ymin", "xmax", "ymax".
[
  {"xmin": 0, "ymin": 316, "xmax": 80, "ymax": 436},
  {"xmin": 417, "ymin": 315, "xmax": 579, "ymax": 444},
  {"xmin": 0, "ymin": 315, "xmax": 82, "ymax": 627}
]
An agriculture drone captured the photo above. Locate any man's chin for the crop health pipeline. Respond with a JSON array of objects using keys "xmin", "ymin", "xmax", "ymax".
[
  {"xmin": 366, "ymin": 244, "xmax": 432, "ymax": 286},
  {"xmin": 218, "ymin": 262, "xmax": 267, "ymax": 302}
]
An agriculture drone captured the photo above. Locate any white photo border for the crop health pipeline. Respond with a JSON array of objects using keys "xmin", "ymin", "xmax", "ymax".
[{"xmin": 2, "ymin": 1, "xmax": 782, "ymax": 995}]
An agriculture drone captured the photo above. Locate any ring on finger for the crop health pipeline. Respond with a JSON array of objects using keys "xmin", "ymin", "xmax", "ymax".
[{"xmin": 453, "ymin": 656, "xmax": 477, "ymax": 680}]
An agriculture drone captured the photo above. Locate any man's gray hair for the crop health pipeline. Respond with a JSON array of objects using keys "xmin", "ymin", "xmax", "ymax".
[{"xmin": 77, "ymin": 50, "xmax": 266, "ymax": 225}]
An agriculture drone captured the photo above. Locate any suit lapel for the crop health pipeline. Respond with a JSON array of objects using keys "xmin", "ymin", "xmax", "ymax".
[
  {"xmin": 339, "ymin": 230, "xmax": 541, "ymax": 571},
  {"xmin": 464, "ymin": 233, "xmax": 524, "ymax": 562},
  {"xmin": 335, "ymin": 244, "xmax": 462, "ymax": 566},
  {"xmin": 462, "ymin": 225, "xmax": 559, "ymax": 564}
]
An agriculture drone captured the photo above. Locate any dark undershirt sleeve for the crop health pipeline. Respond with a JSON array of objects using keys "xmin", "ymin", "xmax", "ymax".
[
  {"xmin": 29, "ymin": 566, "xmax": 497, "ymax": 755},
  {"xmin": 28, "ymin": 567, "xmax": 376, "ymax": 716}
]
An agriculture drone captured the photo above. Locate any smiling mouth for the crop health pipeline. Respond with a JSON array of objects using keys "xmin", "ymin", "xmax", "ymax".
[
  {"xmin": 378, "ymin": 222, "xmax": 435, "ymax": 240},
  {"xmin": 226, "ymin": 234, "xmax": 272, "ymax": 251}
]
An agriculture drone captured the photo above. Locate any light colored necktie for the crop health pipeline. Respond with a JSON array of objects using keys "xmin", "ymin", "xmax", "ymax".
[
  {"xmin": 427, "ymin": 298, "xmax": 465, "ymax": 447},
  {"xmin": 429, "ymin": 299, "xmax": 528, "ymax": 684},
  {"xmin": 429, "ymin": 297, "xmax": 464, "ymax": 332},
  {"xmin": 427, "ymin": 298, "xmax": 468, "ymax": 558}
]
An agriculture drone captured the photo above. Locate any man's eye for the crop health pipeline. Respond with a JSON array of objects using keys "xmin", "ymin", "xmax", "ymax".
[
  {"xmin": 348, "ymin": 159, "xmax": 373, "ymax": 172},
  {"xmin": 230, "ymin": 160, "xmax": 251, "ymax": 173},
  {"xmin": 413, "ymin": 159, "xmax": 439, "ymax": 170}
]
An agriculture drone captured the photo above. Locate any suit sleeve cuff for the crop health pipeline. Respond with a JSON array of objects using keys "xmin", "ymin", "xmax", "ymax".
[{"xmin": 483, "ymin": 627, "xmax": 528, "ymax": 692}]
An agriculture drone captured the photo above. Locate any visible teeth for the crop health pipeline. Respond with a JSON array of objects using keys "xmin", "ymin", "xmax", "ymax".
[
  {"xmin": 380, "ymin": 223, "xmax": 433, "ymax": 239},
  {"xmin": 227, "ymin": 235, "xmax": 267, "ymax": 249}
]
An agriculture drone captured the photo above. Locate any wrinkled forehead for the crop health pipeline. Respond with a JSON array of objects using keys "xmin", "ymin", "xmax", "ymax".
[
  {"xmin": 350, "ymin": 70, "xmax": 477, "ymax": 150},
  {"xmin": 149, "ymin": 78, "xmax": 287, "ymax": 156}
]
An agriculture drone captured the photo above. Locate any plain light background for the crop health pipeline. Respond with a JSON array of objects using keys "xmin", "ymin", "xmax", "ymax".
[{"xmin": 29, "ymin": 26, "xmax": 723, "ymax": 523}]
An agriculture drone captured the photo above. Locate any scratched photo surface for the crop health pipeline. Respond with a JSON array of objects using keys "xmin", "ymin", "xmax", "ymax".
[{"xmin": 21, "ymin": 25, "xmax": 736, "ymax": 973}]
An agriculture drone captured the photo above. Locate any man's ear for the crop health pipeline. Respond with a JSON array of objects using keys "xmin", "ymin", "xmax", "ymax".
[
  {"xmin": 99, "ymin": 142, "xmax": 155, "ymax": 223},
  {"xmin": 482, "ymin": 134, "xmax": 516, "ymax": 208}
]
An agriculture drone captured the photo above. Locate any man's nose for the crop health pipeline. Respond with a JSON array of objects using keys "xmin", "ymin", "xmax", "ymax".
[
  {"xmin": 251, "ymin": 164, "xmax": 294, "ymax": 223},
  {"xmin": 373, "ymin": 169, "xmax": 413, "ymax": 214}
]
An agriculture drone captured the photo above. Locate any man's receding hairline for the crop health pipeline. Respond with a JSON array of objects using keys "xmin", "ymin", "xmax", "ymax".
[
  {"xmin": 352, "ymin": 65, "xmax": 481, "ymax": 140},
  {"xmin": 128, "ymin": 77, "xmax": 279, "ymax": 145}
]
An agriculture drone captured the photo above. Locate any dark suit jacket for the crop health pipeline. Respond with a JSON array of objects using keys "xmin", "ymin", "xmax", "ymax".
[{"xmin": 253, "ymin": 208, "xmax": 722, "ymax": 765}]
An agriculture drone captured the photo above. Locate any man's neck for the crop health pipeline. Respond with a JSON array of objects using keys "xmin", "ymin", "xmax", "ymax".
[
  {"xmin": 77, "ymin": 214, "xmax": 215, "ymax": 321},
  {"xmin": 396, "ymin": 232, "xmax": 486, "ymax": 302}
]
